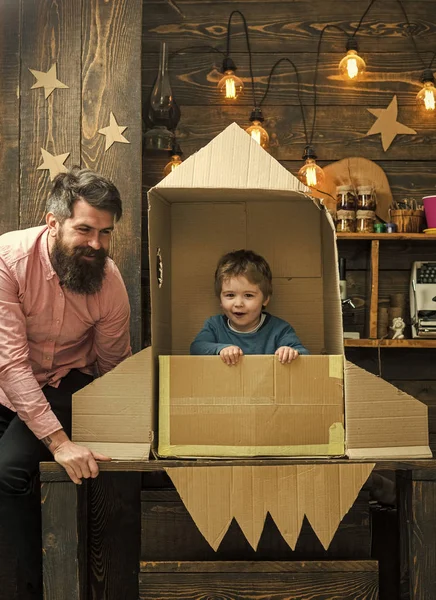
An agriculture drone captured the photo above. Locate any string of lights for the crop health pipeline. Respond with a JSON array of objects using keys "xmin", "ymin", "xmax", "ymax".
[{"xmin": 144, "ymin": 1, "xmax": 436, "ymax": 180}]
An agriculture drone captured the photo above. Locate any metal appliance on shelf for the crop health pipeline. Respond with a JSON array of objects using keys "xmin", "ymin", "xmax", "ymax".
[{"xmin": 410, "ymin": 261, "xmax": 436, "ymax": 338}]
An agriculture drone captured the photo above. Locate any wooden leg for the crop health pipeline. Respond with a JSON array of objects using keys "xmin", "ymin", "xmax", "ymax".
[
  {"xmin": 88, "ymin": 472, "xmax": 142, "ymax": 600},
  {"xmin": 397, "ymin": 470, "xmax": 436, "ymax": 600},
  {"xmin": 41, "ymin": 476, "xmax": 88, "ymax": 600}
]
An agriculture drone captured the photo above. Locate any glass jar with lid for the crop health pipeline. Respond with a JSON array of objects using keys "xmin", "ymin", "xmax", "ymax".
[
  {"xmin": 356, "ymin": 209, "xmax": 376, "ymax": 233},
  {"xmin": 356, "ymin": 186, "xmax": 376, "ymax": 210},
  {"xmin": 336, "ymin": 185, "xmax": 356, "ymax": 211},
  {"xmin": 336, "ymin": 209, "xmax": 356, "ymax": 232}
]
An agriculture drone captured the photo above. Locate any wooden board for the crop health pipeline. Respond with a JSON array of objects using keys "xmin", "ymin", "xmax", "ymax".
[
  {"xmin": 139, "ymin": 560, "xmax": 379, "ymax": 600},
  {"xmin": 0, "ymin": 0, "xmax": 20, "ymax": 235},
  {"xmin": 20, "ymin": 0, "xmax": 81, "ymax": 229},
  {"xmin": 82, "ymin": 0, "xmax": 143, "ymax": 351}
]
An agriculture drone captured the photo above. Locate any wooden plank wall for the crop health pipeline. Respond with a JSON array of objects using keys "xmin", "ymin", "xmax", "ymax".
[
  {"xmin": 142, "ymin": 0, "xmax": 436, "ymax": 451},
  {"xmin": 0, "ymin": 0, "xmax": 142, "ymax": 351}
]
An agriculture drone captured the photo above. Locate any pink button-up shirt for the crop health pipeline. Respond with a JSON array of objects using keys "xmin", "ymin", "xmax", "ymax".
[{"xmin": 0, "ymin": 225, "xmax": 132, "ymax": 439}]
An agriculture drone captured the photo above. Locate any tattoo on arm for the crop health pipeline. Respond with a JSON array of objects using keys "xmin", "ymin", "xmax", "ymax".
[{"xmin": 42, "ymin": 435, "xmax": 53, "ymax": 448}]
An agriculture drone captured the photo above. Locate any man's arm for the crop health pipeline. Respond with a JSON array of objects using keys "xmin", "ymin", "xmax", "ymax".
[
  {"xmin": 93, "ymin": 264, "xmax": 132, "ymax": 376},
  {"xmin": 0, "ymin": 254, "xmax": 110, "ymax": 484},
  {"xmin": 0, "ymin": 254, "xmax": 63, "ymax": 438}
]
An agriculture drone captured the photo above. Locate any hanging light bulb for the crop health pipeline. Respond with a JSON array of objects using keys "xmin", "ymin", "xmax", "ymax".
[
  {"xmin": 217, "ymin": 57, "xmax": 244, "ymax": 101},
  {"xmin": 297, "ymin": 145, "xmax": 325, "ymax": 188},
  {"xmin": 163, "ymin": 140, "xmax": 183, "ymax": 176},
  {"xmin": 338, "ymin": 38, "xmax": 366, "ymax": 81},
  {"xmin": 245, "ymin": 108, "xmax": 269, "ymax": 149},
  {"xmin": 417, "ymin": 69, "xmax": 436, "ymax": 111}
]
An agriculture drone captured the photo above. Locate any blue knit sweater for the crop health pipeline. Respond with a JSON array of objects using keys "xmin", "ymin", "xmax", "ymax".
[{"xmin": 190, "ymin": 313, "xmax": 309, "ymax": 356}]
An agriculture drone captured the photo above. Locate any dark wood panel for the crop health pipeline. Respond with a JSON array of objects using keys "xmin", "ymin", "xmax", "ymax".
[
  {"xmin": 141, "ymin": 488, "xmax": 371, "ymax": 561},
  {"xmin": 20, "ymin": 0, "xmax": 81, "ymax": 229},
  {"xmin": 175, "ymin": 105, "xmax": 435, "ymax": 161},
  {"xmin": 346, "ymin": 347, "xmax": 436, "ymax": 380},
  {"xmin": 143, "ymin": 52, "xmax": 434, "ymax": 107},
  {"xmin": 401, "ymin": 478, "xmax": 436, "ymax": 599},
  {"xmin": 88, "ymin": 472, "xmax": 141, "ymax": 600},
  {"xmin": 338, "ymin": 238, "xmax": 436, "ymax": 271},
  {"xmin": 143, "ymin": 0, "xmax": 436, "ymax": 53},
  {"xmin": 0, "ymin": 0, "xmax": 20, "ymax": 234},
  {"xmin": 139, "ymin": 567, "xmax": 379, "ymax": 600},
  {"xmin": 82, "ymin": 0, "xmax": 143, "ymax": 351},
  {"xmin": 41, "ymin": 480, "xmax": 88, "ymax": 600}
]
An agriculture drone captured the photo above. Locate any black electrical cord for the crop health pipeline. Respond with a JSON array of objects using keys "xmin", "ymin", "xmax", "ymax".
[
  {"xmin": 225, "ymin": 10, "xmax": 257, "ymax": 107},
  {"xmin": 311, "ymin": 24, "xmax": 349, "ymax": 146},
  {"xmin": 259, "ymin": 57, "xmax": 309, "ymax": 146},
  {"xmin": 351, "ymin": 0, "xmax": 378, "ymax": 39}
]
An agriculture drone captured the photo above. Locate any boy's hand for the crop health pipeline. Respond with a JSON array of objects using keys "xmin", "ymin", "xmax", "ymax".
[
  {"xmin": 275, "ymin": 346, "xmax": 299, "ymax": 364},
  {"xmin": 219, "ymin": 345, "xmax": 243, "ymax": 366}
]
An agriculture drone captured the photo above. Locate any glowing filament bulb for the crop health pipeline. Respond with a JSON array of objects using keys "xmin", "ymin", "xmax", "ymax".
[
  {"xmin": 225, "ymin": 77, "xmax": 236, "ymax": 99},
  {"xmin": 297, "ymin": 152, "xmax": 325, "ymax": 189},
  {"xmin": 306, "ymin": 164, "xmax": 318, "ymax": 187},
  {"xmin": 417, "ymin": 71, "xmax": 436, "ymax": 111},
  {"xmin": 347, "ymin": 57, "xmax": 359, "ymax": 79},
  {"xmin": 338, "ymin": 48, "xmax": 366, "ymax": 81},
  {"xmin": 424, "ymin": 89, "xmax": 435, "ymax": 110}
]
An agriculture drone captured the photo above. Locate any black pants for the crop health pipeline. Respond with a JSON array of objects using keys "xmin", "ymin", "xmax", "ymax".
[{"xmin": 0, "ymin": 370, "xmax": 93, "ymax": 599}]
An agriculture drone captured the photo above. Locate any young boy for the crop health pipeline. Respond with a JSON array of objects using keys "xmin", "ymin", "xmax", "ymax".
[{"xmin": 190, "ymin": 249, "xmax": 309, "ymax": 365}]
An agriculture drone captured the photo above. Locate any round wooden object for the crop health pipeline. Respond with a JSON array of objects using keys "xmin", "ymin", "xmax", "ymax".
[{"xmin": 311, "ymin": 157, "xmax": 393, "ymax": 223}]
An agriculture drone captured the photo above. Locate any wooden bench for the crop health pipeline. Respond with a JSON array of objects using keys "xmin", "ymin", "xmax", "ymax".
[{"xmin": 40, "ymin": 458, "xmax": 436, "ymax": 599}]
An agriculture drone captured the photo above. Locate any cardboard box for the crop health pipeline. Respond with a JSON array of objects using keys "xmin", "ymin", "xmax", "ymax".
[
  {"xmin": 159, "ymin": 355, "xmax": 345, "ymax": 457},
  {"xmin": 73, "ymin": 122, "xmax": 431, "ymax": 460}
]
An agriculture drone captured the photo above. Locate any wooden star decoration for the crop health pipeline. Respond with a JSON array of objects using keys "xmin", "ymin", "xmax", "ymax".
[
  {"xmin": 365, "ymin": 95, "xmax": 416, "ymax": 152},
  {"xmin": 37, "ymin": 148, "xmax": 70, "ymax": 181},
  {"xmin": 29, "ymin": 63, "xmax": 68, "ymax": 99},
  {"xmin": 98, "ymin": 112, "xmax": 130, "ymax": 151}
]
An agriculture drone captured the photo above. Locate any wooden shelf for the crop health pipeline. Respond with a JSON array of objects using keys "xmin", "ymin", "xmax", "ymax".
[
  {"xmin": 344, "ymin": 338, "xmax": 436, "ymax": 348},
  {"xmin": 337, "ymin": 233, "xmax": 436, "ymax": 240}
]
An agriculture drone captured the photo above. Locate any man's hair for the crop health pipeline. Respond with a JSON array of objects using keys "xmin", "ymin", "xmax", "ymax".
[
  {"xmin": 214, "ymin": 249, "xmax": 273, "ymax": 299},
  {"xmin": 46, "ymin": 167, "xmax": 122, "ymax": 223}
]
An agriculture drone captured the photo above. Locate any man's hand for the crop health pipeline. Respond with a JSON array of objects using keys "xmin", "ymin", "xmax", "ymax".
[
  {"xmin": 42, "ymin": 429, "xmax": 111, "ymax": 484},
  {"xmin": 219, "ymin": 345, "xmax": 243, "ymax": 366},
  {"xmin": 275, "ymin": 346, "xmax": 299, "ymax": 364},
  {"xmin": 53, "ymin": 440, "xmax": 111, "ymax": 485}
]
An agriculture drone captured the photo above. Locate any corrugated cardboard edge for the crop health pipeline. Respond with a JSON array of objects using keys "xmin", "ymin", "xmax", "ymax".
[
  {"xmin": 344, "ymin": 361, "xmax": 431, "ymax": 459},
  {"xmin": 166, "ymin": 464, "xmax": 374, "ymax": 551},
  {"xmin": 72, "ymin": 347, "xmax": 154, "ymax": 460},
  {"xmin": 158, "ymin": 355, "xmax": 345, "ymax": 458}
]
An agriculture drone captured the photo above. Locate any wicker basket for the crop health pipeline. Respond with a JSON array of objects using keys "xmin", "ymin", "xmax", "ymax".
[{"xmin": 389, "ymin": 209, "xmax": 425, "ymax": 233}]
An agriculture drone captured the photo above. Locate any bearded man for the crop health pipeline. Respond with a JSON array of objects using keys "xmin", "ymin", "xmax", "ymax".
[{"xmin": 0, "ymin": 167, "xmax": 131, "ymax": 599}]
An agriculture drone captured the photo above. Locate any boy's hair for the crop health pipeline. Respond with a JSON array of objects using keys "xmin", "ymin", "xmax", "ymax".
[
  {"xmin": 46, "ymin": 166, "xmax": 122, "ymax": 224},
  {"xmin": 214, "ymin": 249, "xmax": 273, "ymax": 299}
]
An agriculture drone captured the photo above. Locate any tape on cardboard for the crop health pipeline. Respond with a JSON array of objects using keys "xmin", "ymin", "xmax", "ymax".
[
  {"xmin": 158, "ymin": 421, "xmax": 345, "ymax": 458},
  {"xmin": 329, "ymin": 354, "xmax": 343, "ymax": 379}
]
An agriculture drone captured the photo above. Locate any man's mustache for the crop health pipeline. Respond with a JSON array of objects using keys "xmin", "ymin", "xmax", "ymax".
[{"xmin": 73, "ymin": 246, "xmax": 107, "ymax": 259}]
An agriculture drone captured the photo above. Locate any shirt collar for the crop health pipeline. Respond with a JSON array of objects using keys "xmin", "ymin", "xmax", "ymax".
[{"xmin": 39, "ymin": 226, "xmax": 57, "ymax": 280}]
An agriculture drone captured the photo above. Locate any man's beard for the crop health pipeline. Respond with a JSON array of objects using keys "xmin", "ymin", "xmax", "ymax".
[{"xmin": 51, "ymin": 235, "xmax": 108, "ymax": 295}]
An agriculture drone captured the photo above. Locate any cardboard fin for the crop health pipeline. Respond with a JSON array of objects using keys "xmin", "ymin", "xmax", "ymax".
[
  {"xmin": 166, "ymin": 467, "xmax": 233, "ymax": 551},
  {"xmin": 166, "ymin": 465, "xmax": 373, "ymax": 553},
  {"xmin": 72, "ymin": 347, "xmax": 154, "ymax": 459},
  {"xmin": 158, "ymin": 122, "xmax": 309, "ymax": 194},
  {"xmin": 345, "ymin": 361, "xmax": 431, "ymax": 458},
  {"xmin": 298, "ymin": 464, "xmax": 374, "ymax": 550},
  {"xmin": 266, "ymin": 467, "xmax": 304, "ymax": 550}
]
